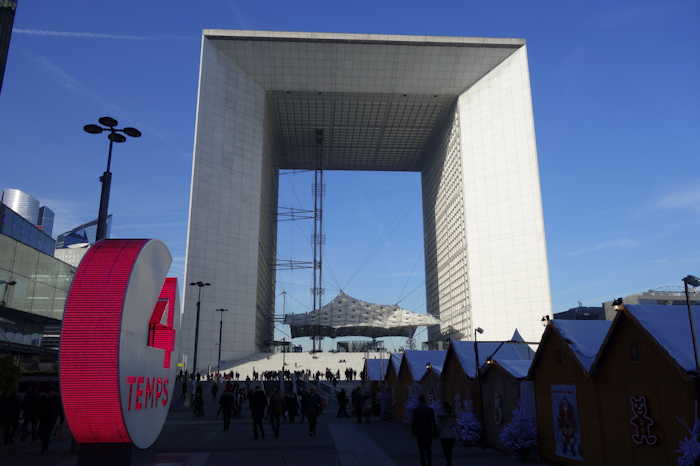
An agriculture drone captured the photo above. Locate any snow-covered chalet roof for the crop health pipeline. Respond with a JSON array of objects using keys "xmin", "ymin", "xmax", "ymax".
[
  {"xmin": 284, "ymin": 291, "xmax": 440, "ymax": 338},
  {"xmin": 450, "ymin": 333, "xmax": 534, "ymax": 378},
  {"xmin": 625, "ymin": 304, "xmax": 700, "ymax": 372},
  {"xmin": 401, "ymin": 350, "xmax": 446, "ymax": 381},
  {"xmin": 491, "ymin": 358, "xmax": 532, "ymax": 379},
  {"xmin": 551, "ymin": 320, "xmax": 611, "ymax": 373},
  {"xmin": 386, "ymin": 352, "xmax": 403, "ymax": 377},
  {"xmin": 364, "ymin": 358, "xmax": 389, "ymax": 381}
]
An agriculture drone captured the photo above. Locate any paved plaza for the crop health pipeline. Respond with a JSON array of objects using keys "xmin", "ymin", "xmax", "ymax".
[{"xmin": 2, "ymin": 382, "xmax": 545, "ymax": 466}]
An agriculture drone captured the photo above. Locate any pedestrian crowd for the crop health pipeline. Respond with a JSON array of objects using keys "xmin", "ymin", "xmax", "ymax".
[
  {"xmin": 411, "ymin": 395, "xmax": 458, "ymax": 466},
  {"xmin": 0, "ymin": 383, "xmax": 64, "ymax": 454},
  {"xmin": 178, "ymin": 366, "xmax": 359, "ymax": 384},
  {"xmin": 178, "ymin": 371, "xmax": 328, "ymax": 440}
]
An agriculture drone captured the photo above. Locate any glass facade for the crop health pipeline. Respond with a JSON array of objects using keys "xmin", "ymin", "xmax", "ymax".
[
  {"xmin": 0, "ymin": 233, "xmax": 74, "ymax": 320},
  {"xmin": 37, "ymin": 206, "xmax": 55, "ymax": 237},
  {"xmin": 0, "ymin": 203, "xmax": 55, "ymax": 255}
]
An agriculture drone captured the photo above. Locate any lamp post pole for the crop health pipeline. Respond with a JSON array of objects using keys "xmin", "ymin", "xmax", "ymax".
[
  {"xmin": 215, "ymin": 308, "xmax": 229, "ymax": 371},
  {"xmin": 189, "ymin": 281, "xmax": 211, "ymax": 379},
  {"xmin": 473, "ymin": 327, "xmax": 485, "ymax": 429},
  {"xmin": 682, "ymin": 275, "xmax": 700, "ymax": 372},
  {"xmin": 83, "ymin": 117, "xmax": 142, "ymax": 242}
]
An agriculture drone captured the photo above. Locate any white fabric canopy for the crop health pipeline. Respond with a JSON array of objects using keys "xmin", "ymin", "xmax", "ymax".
[{"xmin": 284, "ymin": 291, "xmax": 440, "ymax": 338}]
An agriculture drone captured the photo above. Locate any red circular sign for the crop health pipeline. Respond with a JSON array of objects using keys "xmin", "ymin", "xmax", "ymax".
[{"xmin": 59, "ymin": 239, "xmax": 179, "ymax": 448}]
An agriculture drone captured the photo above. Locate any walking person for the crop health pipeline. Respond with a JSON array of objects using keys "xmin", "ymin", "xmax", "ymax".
[
  {"xmin": 250, "ymin": 385, "xmax": 267, "ymax": 440},
  {"xmin": 219, "ymin": 383, "xmax": 235, "ymax": 431},
  {"xmin": 211, "ymin": 381, "xmax": 219, "ymax": 400},
  {"xmin": 285, "ymin": 391, "xmax": 299, "ymax": 424},
  {"xmin": 1, "ymin": 389, "xmax": 20, "ymax": 445},
  {"xmin": 306, "ymin": 387, "xmax": 322, "ymax": 437},
  {"xmin": 20, "ymin": 386, "xmax": 39, "ymax": 442},
  {"xmin": 411, "ymin": 395, "xmax": 437, "ymax": 466},
  {"xmin": 193, "ymin": 383, "xmax": 204, "ymax": 417},
  {"xmin": 299, "ymin": 389, "xmax": 308, "ymax": 424},
  {"xmin": 268, "ymin": 389, "xmax": 284, "ymax": 438},
  {"xmin": 437, "ymin": 401, "xmax": 458, "ymax": 466},
  {"xmin": 336, "ymin": 388, "xmax": 349, "ymax": 417},
  {"xmin": 37, "ymin": 388, "xmax": 63, "ymax": 454},
  {"xmin": 351, "ymin": 387, "xmax": 363, "ymax": 423}
]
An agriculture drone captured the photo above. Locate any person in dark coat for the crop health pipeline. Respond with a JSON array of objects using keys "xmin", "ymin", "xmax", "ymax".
[
  {"xmin": 411, "ymin": 395, "xmax": 437, "ymax": 466},
  {"xmin": 285, "ymin": 392, "xmax": 299, "ymax": 424},
  {"xmin": 306, "ymin": 387, "xmax": 322, "ymax": 437},
  {"xmin": 1, "ymin": 390, "xmax": 21, "ymax": 444},
  {"xmin": 250, "ymin": 386, "xmax": 267, "ymax": 440},
  {"xmin": 37, "ymin": 388, "xmax": 63, "ymax": 454},
  {"xmin": 351, "ymin": 387, "xmax": 364, "ymax": 423},
  {"xmin": 21, "ymin": 386, "xmax": 39, "ymax": 442},
  {"xmin": 268, "ymin": 390, "xmax": 284, "ymax": 438},
  {"xmin": 336, "ymin": 388, "xmax": 349, "ymax": 417},
  {"xmin": 299, "ymin": 389, "xmax": 309, "ymax": 424},
  {"xmin": 193, "ymin": 383, "xmax": 204, "ymax": 416},
  {"xmin": 218, "ymin": 383, "xmax": 235, "ymax": 431}
]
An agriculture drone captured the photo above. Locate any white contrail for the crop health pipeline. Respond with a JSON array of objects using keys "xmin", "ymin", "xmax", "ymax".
[{"xmin": 14, "ymin": 28, "xmax": 194, "ymax": 41}]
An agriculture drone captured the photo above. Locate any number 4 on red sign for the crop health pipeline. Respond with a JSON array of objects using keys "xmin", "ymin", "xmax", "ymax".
[{"xmin": 148, "ymin": 278, "xmax": 177, "ymax": 368}]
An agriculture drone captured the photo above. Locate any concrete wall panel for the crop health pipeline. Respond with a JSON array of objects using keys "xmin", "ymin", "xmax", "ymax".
[{"xmin": 457, "ymin": 45, "xmax": 552, "ymax": 343}]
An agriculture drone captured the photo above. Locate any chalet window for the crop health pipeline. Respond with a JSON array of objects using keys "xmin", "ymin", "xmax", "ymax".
[{"xmin": 630, "ymin": 342, "xmax": 640, "ymax": 362}]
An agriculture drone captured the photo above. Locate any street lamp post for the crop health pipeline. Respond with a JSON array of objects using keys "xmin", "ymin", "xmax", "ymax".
[
  {"xmin": 215, "ymin": 308, "xmax": 229, "ymax": 371},
  {"xmin": 682, "ymin": 275, "xmax": 700, "ymax": 372},
  {"xmin": 0, "ymin": 279, "xmax": 16, "ymax": 306},
  {"xmin": 473, "ymin": 327, "xmax": 485, "ymax": 430},
  {"xmin": 83, "ymin": 117, "xmax": 142, "ymax": 242},
  {"xmin": 189, "ymin": 281, "xmax": 211, "ymax": 378}
]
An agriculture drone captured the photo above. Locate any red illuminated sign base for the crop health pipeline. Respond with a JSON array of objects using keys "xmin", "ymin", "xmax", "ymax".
[{"xmin": 60, "ymin": 239, "xmax": 179, "ymax": 455}]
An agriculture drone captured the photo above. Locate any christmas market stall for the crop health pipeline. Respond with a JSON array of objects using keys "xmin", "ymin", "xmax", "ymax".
[
  {"xmin": 394, "ymin": 350, "xmax": 446, "ymax": 420},
  {"xmin": 385, "ymin": 352, "xmax": 403, "ymax": 384},
  {"xmin": 383, "ymin": 352, "xmax": 403, "ymax": 418},
  {"xmin": 419, "ymin": 359, "xmax": 442, "ymax": 405},
  {"xmin": 529, "ymin": 319, "xmax": 611, "ymax": 465},
  {"xmin": 441, "ymin": 333, "xmax": 534, "ymax": 418},
  {"xmin": 481, "ymin": 357, "xmax": 535, "ymax": 451},
  {"xmin": 362, "ymin": 357, "xmax": 388, "ymax": 383},
  {"xmin": 362, "ymin": 357, "xmax": 389, "ymax": 398},
  {"xmin": 591, "ymin": 304, "xmax": 700, "ymax": 466}
]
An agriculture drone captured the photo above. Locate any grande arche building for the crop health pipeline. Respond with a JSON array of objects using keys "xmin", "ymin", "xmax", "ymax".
[{"xmin": 182, "ymin": 30, "xmax": 552, "ymax": 370}]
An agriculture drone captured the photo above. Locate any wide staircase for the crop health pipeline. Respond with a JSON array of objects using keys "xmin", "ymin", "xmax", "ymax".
[{"xmin": 219, "ymin": 351, "xmax": 386, "ymax": 380}]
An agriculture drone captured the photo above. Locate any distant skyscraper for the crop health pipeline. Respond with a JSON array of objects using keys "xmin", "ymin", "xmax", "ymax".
[
  {"xmin": 55, "ymin": 216, "xmax": 112, "ymax": 248},
  {"xmin": 0, "ymin": 0, "xmax": 17, "ymax": 94},
  {"xmin": 1, "ymin": 188, "xmax": 40, "ymax": 224},
  {"xmin": 37, "ymin": 206, "xmax": 55, "ymax": 237}
]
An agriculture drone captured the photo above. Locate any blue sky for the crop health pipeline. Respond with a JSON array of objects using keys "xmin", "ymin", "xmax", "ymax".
[{"xmin": 1, "ymin": 1, "xmax": 698, "ymax": 350}]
